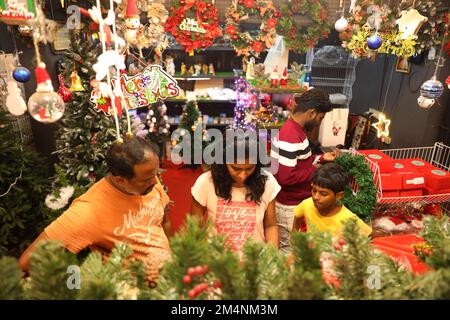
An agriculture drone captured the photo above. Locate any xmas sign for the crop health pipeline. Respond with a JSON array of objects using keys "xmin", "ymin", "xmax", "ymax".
[
  {"xmin": 111, "ymin": 65, "xmax": 180, "ymax": 110},
  {"xmin": 179, "ymin": 17, "xmax": 206, "ymax": 33}
]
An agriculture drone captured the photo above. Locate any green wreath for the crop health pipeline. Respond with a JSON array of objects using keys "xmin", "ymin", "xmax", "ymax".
[
  {"xmin": 224, "ymin": 0, "xmax": 279, "ymax": 57},
  {"xmin": 276, "ymin": 0, "xmax": 331, "ymax": 54},
  {"xmin": 335, "ymin": 153, "xmax": 377, "ymax": 222}
]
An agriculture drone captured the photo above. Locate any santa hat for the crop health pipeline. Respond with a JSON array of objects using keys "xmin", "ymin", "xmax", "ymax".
[
  {"xmin": 125, "ymin": 0, "xmax": 139, "ymax": 18},
  {"xmin": 35, "ymin": 63, "xmax": 54, "ymax": 92}
]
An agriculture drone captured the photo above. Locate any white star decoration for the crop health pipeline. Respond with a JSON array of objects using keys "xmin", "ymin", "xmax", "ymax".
[{"xmin": 372, "ymin": 113, "xmax": 391, "ymax": 138}]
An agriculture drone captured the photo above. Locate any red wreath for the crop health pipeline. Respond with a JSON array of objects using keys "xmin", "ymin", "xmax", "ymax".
[{"xmin": 165, "ymin": 0, "xmax": 222, "ymax": 53}]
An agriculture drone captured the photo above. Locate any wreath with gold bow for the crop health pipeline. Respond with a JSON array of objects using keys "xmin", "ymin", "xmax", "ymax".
[
  {"xmin": 276, "ymin": 0, "xmax": 331, "ymax": 54},
  {"xmin": 224, "ymin": 0, "xmax": 279, "ymax": 57},
  {"xmin": 164, "ymin": 0, "xmax": 222, "ymax": 53}
]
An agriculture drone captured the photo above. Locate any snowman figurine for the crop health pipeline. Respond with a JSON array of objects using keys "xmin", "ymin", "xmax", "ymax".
[
  {"xmin": 165, "ymin": 55, "xmax": 175, "ymax": 76},
  {"xmin": 124, "ymin": 0, "xmax": 141, "ymax": 44}
]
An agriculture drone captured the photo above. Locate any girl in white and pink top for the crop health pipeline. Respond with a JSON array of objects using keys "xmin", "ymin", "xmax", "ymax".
[{"xmin": 191, "ymin": 135, "xmax": 280, "ymax": 252}]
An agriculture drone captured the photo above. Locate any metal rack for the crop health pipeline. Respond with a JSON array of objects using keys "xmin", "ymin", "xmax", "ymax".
[
  {"xmin": 350, "ymin": 142, "xmax": 450, "ymax": 205},
  {"xmin": 310, "ymin": 46, "xmax": 358, "ymax": 108}
]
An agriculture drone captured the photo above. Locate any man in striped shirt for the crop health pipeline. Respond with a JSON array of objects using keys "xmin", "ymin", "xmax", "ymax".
[{"xmin": 271, "ymin": 89, "xmax": 336, "ymax": 253}]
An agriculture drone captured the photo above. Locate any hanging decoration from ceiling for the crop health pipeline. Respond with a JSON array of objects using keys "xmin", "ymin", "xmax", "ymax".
[
  {"xmin": 275, "ymin": 0, "xmax": 331, "ymax": 54},
  {"xmin": 335, "ymin": 0, "xmax": 349, "ymax": 33},
  {"xmin": 110, "ymin": 65, "xmax": 180, "ymax": 110},
  {"xmin": 398, "ymin": 0, "xmax": 449, "ymax": 54},
  {"xmin": 339, "ymin": 1, "xmax": 419, "ymax": 59},
  {"xmin": 225, "ymin": 0, "xmax": 279, "ymax": 57},
  {"xmin": 165, "ymin": 0, "xmax": 222, "ymax": 54}
]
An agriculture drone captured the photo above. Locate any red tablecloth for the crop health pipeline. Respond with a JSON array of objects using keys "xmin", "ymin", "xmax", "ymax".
[{"xmin": 372, "ymin": 234, "xmax": 429, "ymax": 274}]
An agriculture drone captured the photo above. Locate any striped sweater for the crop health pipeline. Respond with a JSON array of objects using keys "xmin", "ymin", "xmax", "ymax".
[{"xmin": 271, "ymin": 118, "xmax": 323, "ymax": 205}]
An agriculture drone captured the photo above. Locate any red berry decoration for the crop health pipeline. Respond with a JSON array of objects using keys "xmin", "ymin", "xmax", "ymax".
[
  {"xmin": 187, "ymin": 267, "xmax": 196, "ymax": 277},
  {"xmin": 195, "ymin": 265, "xmax": 204, "ymax": 275},
  {"xmin": 338, "ymin": 239, "xmax": 346, "ymax": 246},
  {"xmin": 183, "ymin": 275, "xmax": 192, "ymax": 284},
  {"xmin": 202, "ymin": 265, "xmax": 209, "ymax": 273},
  {"xmin": 333, "ymin": 243, "xmax": 341, "ymax": 251},
  {"xmin": 212, "ymin": 281, "xmax": 223, "ymax": 289},
  {"xmin": 188, "ymin": 289, "xmax": 197, "ymax": 298},
  {"xmin": 199, "ymin": 283, "xmax": 208, "ymax": 291}
]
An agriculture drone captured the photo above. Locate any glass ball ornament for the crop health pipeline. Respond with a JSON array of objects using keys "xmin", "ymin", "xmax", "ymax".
[
  {"xmin": 12, "ymin": 67, "xmax": 31, "ymax": 83},
  {"xmin": 367, "ymin": 34, "xmax": 382, "ymax": 50},
  {"xmin": 417, "ymin": 95, "xmax": 435, "ymax": 109},
  {"xmin": 334, "ymin": 17, "xmax": 348, "ymax": 33},
  {"xmin": 28, "ymin": 91, "xmax": 65, "ymax": 123},
  {"xmin": 420, "ymin": 76, "xmax": 444, "ymax": 99}
]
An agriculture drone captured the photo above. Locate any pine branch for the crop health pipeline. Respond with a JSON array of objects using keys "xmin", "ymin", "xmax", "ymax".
[{"xmin": 0, "ymin": 256, "xmax": 23, "ymax": 299}]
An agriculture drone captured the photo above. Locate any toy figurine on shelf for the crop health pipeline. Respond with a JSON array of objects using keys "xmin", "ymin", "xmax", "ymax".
[
  {"xmin": 165, "ymin": 55, "xmax": 175, "ymax": 76},
  {"xmin": 270, "ymin": 65, "xmax": 279, "ymax": 88},
  {"xmin": 246, "ymin": 57, "xmax": 255, "ymax": 80},
  {"xmin": 194, "ymin": 64, "xmax": 202, "ymax": 76},
  {"xmin": 208, "ymin": 63, "xmax": 215, "ymax": 76},
  {"xmin": 188, "ymin": 65, "xmax": 194, "ymax": 75},
  {"xmin": 202, "ymin": 64, "xmax": 209, "ymax": 75},
  {"xmin": 180, "ymin": 62, "xmax": 187, "ymax": 76},
  {"xmin": 242, "ymin": 56, "xmax": 248, "ymax": 74},
  {"xmin": 279, "ymin": 66, "xmax": 288, "ymax": 86}
]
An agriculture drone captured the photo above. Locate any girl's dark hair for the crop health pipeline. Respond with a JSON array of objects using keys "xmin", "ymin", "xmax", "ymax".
[
  {"xmin": 311, "ymin": 163, "xmax": 349, "ymax": 194},
  {"xmin": 210, "ymin": 134, "xmax": 267, "ymax": 204},
  {"xmin": 106, "ymin": 136, "xmax": 160, "ymax": 179}
]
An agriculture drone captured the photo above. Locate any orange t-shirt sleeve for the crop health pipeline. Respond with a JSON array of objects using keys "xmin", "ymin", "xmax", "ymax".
[{"xmin": 44, "ymin": 200, "xmax": 100, "ymax": 254}]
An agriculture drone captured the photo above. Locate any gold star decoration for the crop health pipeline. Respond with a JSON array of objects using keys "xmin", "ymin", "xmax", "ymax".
[
  {"xmin": 396, "ymin": 9, "xmax": 428, "ymax": 40},
  {"xmin": 372, "ymin": 113, "xmax": 391, "ymax": 138}
]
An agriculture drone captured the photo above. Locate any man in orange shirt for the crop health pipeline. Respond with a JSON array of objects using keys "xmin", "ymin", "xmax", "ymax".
[{"xmin": 19, "ymin": 136, "xmax": 172, "ymax": 281}]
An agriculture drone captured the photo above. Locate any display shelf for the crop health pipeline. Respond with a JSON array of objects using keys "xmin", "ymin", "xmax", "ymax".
[
  {"xmin": 173, "ymin": 72, "xmax": 236, "ymax": 80},
  {"xmin": 166, "ymin": 98, "xmax": 236, "ymax": 103}
]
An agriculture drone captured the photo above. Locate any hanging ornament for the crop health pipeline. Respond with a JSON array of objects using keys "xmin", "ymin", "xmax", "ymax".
[
  {"xmin": 446, "ymin": 76, "xmax": 450, "ymax": 90},
  {"xmin": 6, "ymin": 80, "xmax": 27, "ymax": 116},
  {"xmin": 18, "ymin": 24, "xmax": 33, "ymax": 36},
  {"xmin": 371, "ymin": 113, "xmax": 391, "ymax": 139},
  {"xmin": 417, "ymin": 95, "xmax": 435, "ymax": 109},
  {"xmin": 57, "ymin": 74, "xmax": 72, "ymax": 102},
  {"xmin": 12, "ymin": 66, "xmax": 31, "ymax": 83},
  {"xmin": 335, "ymin": 16, "xmax": 349, "ymax": 33},
  {"xmin": 420, "ymin": 76, "xmax": 444, "ymax": 99},
  {"xmin": 367, "ymin": 33, "xmax": 382, "ymax": 50},
  {"xmin": 124, "ymin": 0, "xmax": 141, "ymax": 44},
  {"xmin": 69, "ymin": 70, "xmax": 85, "ymax": 91},
  {"xmin": 395, "ymin": 9, "xmax": 428, "ymax": 40},
  {"xmin": 27, "ymin": 63, "xmax": 65, "ymax": 123}
]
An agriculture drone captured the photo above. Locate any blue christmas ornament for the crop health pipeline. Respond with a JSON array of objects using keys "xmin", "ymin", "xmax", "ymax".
[
  {"xmin": 367, "ymin": 34, "xmax": 382, "ymax": 50},
  {"xmin": 420, "ymin": 76, "xmax": 444, "ymax": 99},
  {"xmin": 12, "ymin": 67, "xmax": 31, "ymax": 83}
]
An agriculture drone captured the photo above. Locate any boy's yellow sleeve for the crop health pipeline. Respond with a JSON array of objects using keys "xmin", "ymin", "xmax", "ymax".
[
  {"xmin": 293, "ymin": 201, "xmax": 305, "ymax": 218},
  {"xmin": 356, "ymin": 218, "xmax": 373, "ymax": 237}
]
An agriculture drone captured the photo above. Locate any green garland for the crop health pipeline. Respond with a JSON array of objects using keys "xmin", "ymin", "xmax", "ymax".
[
  {"xmin": 276, "ymin": 0, "xmax": 331, "ymax": 54},
  {"xmin": 335, "ymin": 153, "xmax": 377, "ymax": 222}
]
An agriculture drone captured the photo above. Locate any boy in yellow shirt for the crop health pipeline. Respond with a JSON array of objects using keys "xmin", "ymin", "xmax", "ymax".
[{"xmin": 292, "ymin": 163, "xmax": 372, "ymax": 237}]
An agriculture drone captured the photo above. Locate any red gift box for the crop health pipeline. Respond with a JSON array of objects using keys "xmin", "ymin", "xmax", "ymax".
[
  {"xmin": 357, "ymin": 149, "xmax": 394, "ymax": 173},
  {"xmin": 403, "ymin": 158, "xmax": 434, "ymax": 170},
  {"xmin": 380, "ymin": 173, "xmax": 402, "ymax": 190},
  {"xmin": 423, "ymin": 167, "xmax": 450, "ymax": 190},
  {"xmin": 423, "ymin": 187, "xmax": 450, "ymax": 195},
  {"xmin": 400, "ymin": 172, "xmax": 426, "ymax": 190},
  {"xmin": 382, "ymin": 190, "xmax": 400, "ymax": 197},
  {"xmin": 400, "ymin": 189, "xmax": 423, "ymax": 197},
  {"xmin": 392, "ymin": 159, "xmax": 421, "ymax": 172}
]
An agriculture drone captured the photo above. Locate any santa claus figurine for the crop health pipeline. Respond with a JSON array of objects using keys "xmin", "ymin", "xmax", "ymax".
[
  {"xmin": 270, "ymin": 66, "xmax": 279, "ymax": 88},
  {"xmin": 124, "ymin": 0, "xmax": 141, "ymax": 44},
  {"xmin": 279, "ymin": 66, "xmax": 288, "ymax": 86}
]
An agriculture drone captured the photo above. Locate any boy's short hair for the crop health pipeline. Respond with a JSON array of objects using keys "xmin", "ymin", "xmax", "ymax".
[
  {"xmin": 293, "ymin": 88, "xmax": 332, "ymax": 114},
  {"xmin": 311, "ymin": 163, "xmax": 349, "ymax": 194}
]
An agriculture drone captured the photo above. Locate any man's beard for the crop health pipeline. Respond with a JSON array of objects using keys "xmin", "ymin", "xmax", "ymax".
[{"xmin": 304, "ymin": 119, "xmax": 316, "ymax": 132}]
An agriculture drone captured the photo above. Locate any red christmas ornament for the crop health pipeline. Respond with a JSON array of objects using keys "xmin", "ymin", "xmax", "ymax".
[
  {"xmin": 183, "ymin": 275, "xmax": 192, "ymax": 284},
  {"xmin": 338, "ymin": 239, "xmax": 346, "ymax": 246},
  {"xmin": 187, "ymin": 267, "xmax": 196, "ymax": 277},
  {"xmin": 188, "ymin": 289, "xmax": 197, "ymax": 298},
  {"xmin": 333, "ymin": 243, "xmax": 341, "ymax": 251},
  {"xmin": 195, "ymin": 265, "xmax": 204, "ymax": 275},
  {"xmin": 57, "ymin": 74, "xmax": 72, "ymax": 103}
]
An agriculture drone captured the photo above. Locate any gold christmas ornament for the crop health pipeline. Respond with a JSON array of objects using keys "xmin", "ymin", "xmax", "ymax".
[{"xmin": 69, "ymin": 70, "xmax": 85, "ymax": 92}]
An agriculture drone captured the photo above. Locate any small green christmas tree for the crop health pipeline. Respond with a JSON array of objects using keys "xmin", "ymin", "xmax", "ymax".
[{"xmin": 0, "ymin": 256, "xmax": 23, "ymax": 300}]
